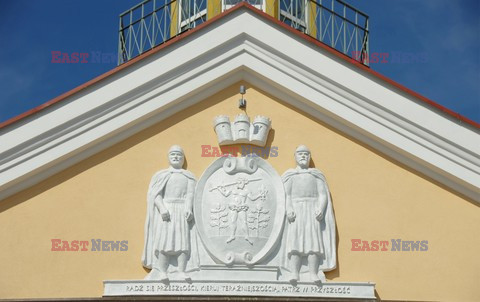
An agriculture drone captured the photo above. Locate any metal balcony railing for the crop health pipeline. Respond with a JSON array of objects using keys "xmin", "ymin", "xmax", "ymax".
[{"xmin": 118, "ymin": 0, "xmax": 369, "ymax": 65}]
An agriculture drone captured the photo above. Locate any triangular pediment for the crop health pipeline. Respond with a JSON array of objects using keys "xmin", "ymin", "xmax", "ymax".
[{"xmin": 0, "ymin": 5, "xmax": 478, "ymax": 202}]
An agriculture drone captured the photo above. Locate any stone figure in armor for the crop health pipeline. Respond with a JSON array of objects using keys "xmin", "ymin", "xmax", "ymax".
[
  {"xmin": 142, "ymin": 145, "xmax": 197, "ymax": 281},
  {"xmin": 283, "ymin": 145, "xmax": 336, "ymax": 283}
]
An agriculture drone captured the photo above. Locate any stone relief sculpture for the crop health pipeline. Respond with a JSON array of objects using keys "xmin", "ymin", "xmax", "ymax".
[
  {"xmin": 213, "ymin": 114, "xmax": 272, "ymax": 146},
  {"xmin": 194, "ymin": 156, "xmax": 285, "ymax": 266},
  {"xmin": 104, "ymin": 113, "xmax": 374, "ymax": 298},
  {"xmin": 282, "ymin": 145, "xmax": 337, "ymax": 283},
  {"xmin": 142, "ymin": 145, "xmax": 199, "ymax": 281},
  {"xmin": 106, "ymin": 143, "xmax": 374, "ymax": 299},
  {"xmin": 213, "ymin": 177, "xmax": 268, "ymax": 244}
]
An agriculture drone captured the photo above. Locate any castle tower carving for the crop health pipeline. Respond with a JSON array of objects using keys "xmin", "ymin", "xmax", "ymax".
[{"xmin": 213, "ymin": 114, "xmax": 272, "ymax": 147}]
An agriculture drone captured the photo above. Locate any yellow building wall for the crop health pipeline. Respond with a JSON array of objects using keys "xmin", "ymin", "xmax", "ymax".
[
  {"xmin": 170, "ymin": 1, "xmax": 179, "ymax": 37},
  {"xmin": 0, "ymin": 82, "xmax": 478, "ymax": 301},
  {"xmin": 207, "ymin": 0, "xmax": 222, "ymax": 19},
  {"xmin": 265, "ymin": 0, "xmax": 278, "ymax": 18}
]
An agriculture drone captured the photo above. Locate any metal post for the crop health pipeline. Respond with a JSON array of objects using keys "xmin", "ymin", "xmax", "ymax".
[
  {"xmin": 152, "ymin": 0, "xmax": 156, "ymax": 49},
  {"xmin": 319, "ymin": 0, "xmax": 322, "ymax": 41},
  {"xmin": 118, "ymin": 17, "xmax": 123, "ymax": 65},
  {"xmin": 355, "ymin": 11, "xmax": 358, "ymax": 62},
  {"xmin": 331, "ymin": 0, "xmax": 334, "ymax": 48},
  {"xmin": 128, "ymin": 10, "xmax": 133, "ymax": 61},
  {"xmin": 343, "ymin": 4, "xmax": 346, "ymax": 53},
  {"xmin": 278, "ymin": 0, "xmax": 280, "ymax": 24},
  {"xmin": 164, "ymin": 0, "xmax": 167, "ymax": 41},
  {"xmin": 365, "ymin": 17, "xmax": 369, "ymax": 66},
  {"xmin": 140, "ymin": 4, "xmax": 144, "ymax": 53}
]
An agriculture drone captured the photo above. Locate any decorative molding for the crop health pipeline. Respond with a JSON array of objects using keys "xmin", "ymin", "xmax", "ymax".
[{"xmin": 0, "ymin": 7, "xmax": 478, "ymax": 202}]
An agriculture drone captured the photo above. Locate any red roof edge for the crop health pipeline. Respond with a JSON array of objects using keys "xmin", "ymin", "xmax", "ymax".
[{"xmin": 1, "ymin": 2, "xmax": 478, "ymax": 130}]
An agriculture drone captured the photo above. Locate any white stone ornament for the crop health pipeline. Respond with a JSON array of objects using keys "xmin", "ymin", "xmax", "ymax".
[
  {"xmin": 212, "ymin": 115, "xmax": 233, "ymax": 145},
  {"xmin": 194, "ymin": 156, "xmax": 285, "ymax": 265},
  {"xmin": 251, "ymin": 115, "xmax": 272, "ymax": 146},
  {"xmin": 104, "ymin": 147, "xmax": 375, "ymax": 299},
  {"xmin": 282, "ymin": 145, "xmax": 336, "ymax": 283},
  {"xmin": 233, "ymin": 114, "xmax": 250, "ymax": 143},
  {"xmin": 142, "ymin": 145, "xmax": 199, "ymax": 281},
  {"xmin": 213, "ymin": 114, "xmax": 272, "ymax": 146}
]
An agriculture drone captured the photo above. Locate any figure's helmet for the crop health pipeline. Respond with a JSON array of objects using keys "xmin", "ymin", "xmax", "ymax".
[
  {"xmin": 168, "ymin": 145, "xmax": 185, "ymax": 168},
  {"xmin": 295, "ymin": 145, "xmax": 311, "ymax": 168}
]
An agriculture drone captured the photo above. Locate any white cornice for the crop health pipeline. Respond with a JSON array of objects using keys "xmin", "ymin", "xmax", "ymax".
[{"xmin": 0, "ymin": 8, "xmax": 479, "ymax": 202}]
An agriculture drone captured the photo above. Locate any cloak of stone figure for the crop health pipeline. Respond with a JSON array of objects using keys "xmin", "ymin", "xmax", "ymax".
[
  {"xmin": 142, "ymin": 146, "xmax": 199, "ymax": 280},
  {"xmin": 282, "ymin": 168, "xmax": 336, "ymax": 271},
  {"xmin": 281, "ymin": 145, "xmax": 336, "ymax": 283}
]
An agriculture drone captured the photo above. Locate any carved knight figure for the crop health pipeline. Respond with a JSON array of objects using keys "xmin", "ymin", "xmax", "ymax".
[
  {"xmin": 283, "ymin": 145, "xmax": 336, "ymax": 283},
  {"xmin": 215, "ymin": 178, "xmax": 267, "ymax": 244},
  {"xmin": 142, "ymin": 145, "xmax": 198, "ymax": 281}
]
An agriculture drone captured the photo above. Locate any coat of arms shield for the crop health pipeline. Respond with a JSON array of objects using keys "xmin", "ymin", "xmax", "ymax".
[{"xmin": 194, "ymin": 156, "xmax": 285, "ymax": 265}]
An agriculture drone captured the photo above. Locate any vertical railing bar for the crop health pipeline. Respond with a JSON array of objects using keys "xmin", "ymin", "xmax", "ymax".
[
  {"xmin": 140, "ymin": 4, "xmax": 144, "ymax": 53},
  {"xmin": 188, "ymin": 0, "xmax": 191, "ymax": 29},
  {"xmin": 331, "ymin": 0, "xmax": 335, "ymax": 48},
  {"xmin": 175, "ymin": 0, "xmax": 177, "ymax": 35},
  {"xmin": 160, "ymin": 1, "xmax": 163, "ymax": 42},
  {"xmin": 158, "ymin": 1, "xmax": 165, "ymax": 44},
  {"xmin": 303, "ymin": 0, "xmax": 315, "ymax": 36},
  {"xmin": 164, "ymin": 0, "xmax": 167, "ymax": 41},
  {"xmin": 355, "ymin": 11, "xmax": 358, "ymax": 61},
  {"xmin": 343, "ymin": 4, "xmax": 346, "ymax": 53},
  {"xmin": 152, "ymin": 0, "xmax": 156, "ymax": 48},
  {"xmin": 294, "ymin": 0, "xmax": 297, "ymax": 29},
  {"xmin": 278, "ymin": 0, "xmax": 280, "ymax": 26},
  {"xmin": 294, "ymin": 0, "xmax": 296, "ymax": 28},
  {"xmin": 179, "ymin": 0, "xmax": 182, "ymax": 34},
  {"xmin": 118, "ymin": 17, "xmax": 123, "ymax": 64},
  {"xmin": 178, "ymin": 0, "xmax": 181, "ymax": 36},
  {"xmin": 319, "ymin": 0, "xmax": 323, "ymax": 41},
  {"xmin": 128, "ymin": 10, "xmax": 133, "ymax": 60},
  {"xmin": 366, "ymin": 17, "xmax": 369, "ymax": 66},
  {"xmin": 293, "ymin": 0, "xmax": 296, "ymax": 29}
]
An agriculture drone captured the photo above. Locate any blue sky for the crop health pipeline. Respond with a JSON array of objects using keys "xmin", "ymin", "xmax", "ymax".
[{"xmin": 0, "ymin": 0, "xmax": 478, "ymax": 124}]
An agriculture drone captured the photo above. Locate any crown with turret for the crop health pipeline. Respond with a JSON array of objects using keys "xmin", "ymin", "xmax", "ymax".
[{"xmin": 213, "ymin": 114, "xmax": 272, "ymax": 146}]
